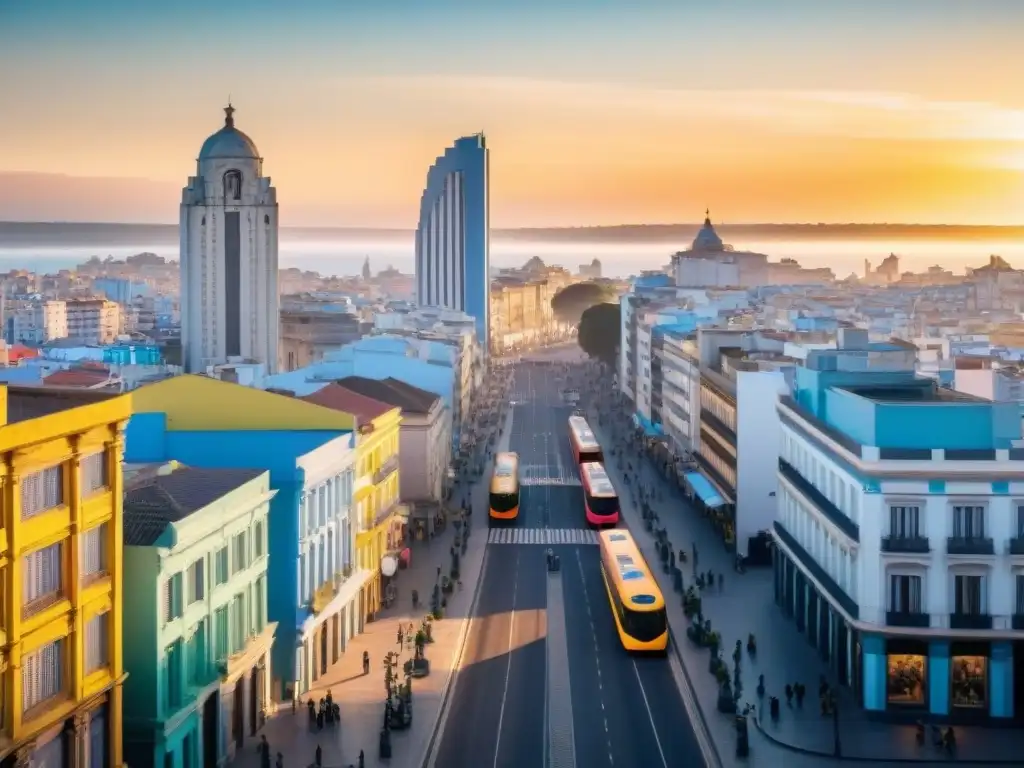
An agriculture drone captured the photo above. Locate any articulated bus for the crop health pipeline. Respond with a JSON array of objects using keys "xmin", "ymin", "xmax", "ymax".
[
  {"xmin": 568, "ymin": 415, "xmax": 602, "ymax": 464},
  {"xmin": 597, "ymin": 530, "xmax": 668, "ymax": 652},
  {"xmin": 580, "ymin": 461, "xmax": 620, "ymax": 526},
  {"xmin": 489, "ymin": 452, "xmax": 521, "ymax": 524}
]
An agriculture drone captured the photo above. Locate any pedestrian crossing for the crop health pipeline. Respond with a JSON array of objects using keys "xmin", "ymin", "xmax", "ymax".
[
  {"xmin": 519, "ymin": 464, "xmax": 581, "ymax": 486},
  {"xmin": 487, "ymin": 527, "xmax": 599, "ymax": 546}
]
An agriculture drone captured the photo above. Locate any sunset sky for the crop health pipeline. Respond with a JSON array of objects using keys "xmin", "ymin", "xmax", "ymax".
[{"xmin": 2, "ymin": 0, "xmax": 1023, "ymax": 227}]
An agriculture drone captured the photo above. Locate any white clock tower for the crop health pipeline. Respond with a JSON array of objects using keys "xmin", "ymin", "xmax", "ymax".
[{"xmin": 180, "ymin": 105, "xmax": 279, "ymax": 374}]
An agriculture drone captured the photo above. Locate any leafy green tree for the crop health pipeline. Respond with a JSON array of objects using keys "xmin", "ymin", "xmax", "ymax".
[
  {"xmin": 577, "ymin": 302, "xmax": 621, "ymax": 365},
  {"xmin": 551, "ymin": 281, "xmax": 615, "ymax": 324}
]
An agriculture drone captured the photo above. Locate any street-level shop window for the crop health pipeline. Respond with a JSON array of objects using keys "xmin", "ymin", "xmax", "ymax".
[
  {"xmin": 951, "ymin": 656, "xmax": 986, "ymax": 709},
  {"xmin": 886, "ymin": 653, "xmax": 926, "ymax": 705}
]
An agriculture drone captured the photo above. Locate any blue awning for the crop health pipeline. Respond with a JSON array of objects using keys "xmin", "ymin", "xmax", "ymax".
[
  {"xmin": 632, "ymin": 412, "xmax": 663, "ymax": 438},
  {"xmin": 684, "ymin": 472, "xmax": 726, "ymax": 509}
]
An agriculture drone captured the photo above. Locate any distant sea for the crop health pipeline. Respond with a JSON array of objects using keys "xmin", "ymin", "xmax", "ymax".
[{"xmin": 1, "ymin": 225, "xmax": 1023, "ymax": 279}]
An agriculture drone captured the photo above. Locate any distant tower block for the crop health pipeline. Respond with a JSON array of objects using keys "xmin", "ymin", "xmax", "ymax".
[{"xmin": 180, "ymin": 105, "xmax": 280, "ymax": 374}]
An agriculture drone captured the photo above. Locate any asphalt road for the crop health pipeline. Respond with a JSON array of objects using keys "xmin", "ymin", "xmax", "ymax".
[{"xmin": 433, "ymin": 361, "xmax": 706, "ymax": 768}]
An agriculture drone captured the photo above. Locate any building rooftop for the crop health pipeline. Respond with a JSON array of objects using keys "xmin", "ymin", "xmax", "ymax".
[
  {"xmin": 300, "ymin": 383, "xmax": 395, "ymax": 422},
  {"xmin": 3, "ymin": 384, "xmax": 120, "ymax": 425},
  {"xmin": 335, "ymin": 375, "xmax": 440, "ymax": 415},
  {"xmin": 123, "ymin": 465, "xmax": 265, "ymax": 547}
]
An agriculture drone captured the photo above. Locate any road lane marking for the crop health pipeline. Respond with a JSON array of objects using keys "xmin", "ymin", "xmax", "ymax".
[
  {"xmin": 546, "ymin": 561, "xmax": 577, "ymax": 768},
  {"xmin": 632, "ymin": 660, "xmax": 669, "ymax": 768},
  {"xmin": 492, "ymin": 551, "xmax": 520, "ymax": 768}
]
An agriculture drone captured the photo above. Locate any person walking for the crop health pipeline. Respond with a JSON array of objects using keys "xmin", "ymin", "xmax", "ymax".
[
  {"xmin": 362, "ymin": 650, "xmax": 370, "ymax": 675},
  {"xmin": 258, "ymin": 735, "xmax": 271, "ymax": 768}
]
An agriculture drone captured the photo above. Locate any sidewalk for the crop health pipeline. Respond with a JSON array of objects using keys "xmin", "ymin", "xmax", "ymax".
[
  {"xmin": 229, "ymin": 478, "xmax": 493, "ymax": 768},
  {"xmin": 594, "ymin": 410, "xmax": 1024, "ymax": 766}
]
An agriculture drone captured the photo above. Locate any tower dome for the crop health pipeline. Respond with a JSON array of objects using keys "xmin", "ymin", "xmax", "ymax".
[
  {"xmin": 198, "ymin": 104, "xmax": 260, "ymax": 161},
  {"xmin": 692, "ymin": 209, "xmax": 724, "ymax": 251}
]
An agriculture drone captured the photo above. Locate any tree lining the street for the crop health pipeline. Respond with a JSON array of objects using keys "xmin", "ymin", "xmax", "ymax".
[
  {"xmin": 577, "ymin": 302, "xmax": 620, "ymax": 365},
  {"xmin": 551, "ymin": 281, "xmax": 616, "ymax": 324}
]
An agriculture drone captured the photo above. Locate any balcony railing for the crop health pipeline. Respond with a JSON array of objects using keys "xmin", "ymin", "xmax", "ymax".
[
  {"xmin": 886, "ymin": 611, "xmax": 930, "ymax": 628},
  {"xmin": 373, "ymin": 456, "xmax": 400, "ymax": 486},
  {"xmin": 1009, "ymin": 536, "xmax": 1024, "ymax": 555},
  {"xmin": 946, "ymin": 537, "xmax": 995, "ymax": 556},
  {"xmin": 949, "ymin": 612, "xmax": 992, "ymax": 630},
  {"xmin": 778, "ymin": 459, "xmax": 859, "ymax": 541},
  {"xmin": 881, "ymin": 535, "xmax": 930, "ymax": 554}
]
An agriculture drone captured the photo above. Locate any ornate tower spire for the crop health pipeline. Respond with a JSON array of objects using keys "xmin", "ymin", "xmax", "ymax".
[{"xmin": 224, "ymin": 103, "xmax": 235, "ymax": 128}]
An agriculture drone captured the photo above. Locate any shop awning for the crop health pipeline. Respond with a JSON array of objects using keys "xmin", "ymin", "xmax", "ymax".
[{"xmin": 684, "ymin": 472, "xmax": 726, "ymax": 509}]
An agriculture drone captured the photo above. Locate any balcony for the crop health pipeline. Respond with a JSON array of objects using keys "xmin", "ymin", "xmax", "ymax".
[
  {"xmin": 1009, "ymin": 536, "xmax": 1024, "ymax": 556},
  {"xmin": 778, "ymin": 459, "xmax": 859, "ymax": 541},
  {"xmin": 373, "ymin": 456, "xmax": 399, "ymax": 486},
  {"xmin": 946, "ymin": 537, "xmax": 995, "ymax": 556},
  {"xmin": 949, "ymin": 612, "xmax": 992, "ymax": 630},
  {"xmin": 886, "ymin": 611, "xmax": 930, "ymax": 628},
  {"xmin": 881, "ymin": 535, "xmax": 930, "ymax": 554}
]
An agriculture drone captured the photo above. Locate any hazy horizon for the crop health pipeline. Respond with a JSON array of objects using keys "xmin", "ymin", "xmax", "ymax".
[{"xmin": 2, "ymin": 2, "xmax": 1023, "ymax": 227}]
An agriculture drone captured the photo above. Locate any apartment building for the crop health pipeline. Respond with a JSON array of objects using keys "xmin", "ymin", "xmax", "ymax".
[
  {"xmin": 773, "ymin": 337, "xmax": 1024, "ymax": 722},
  {"xmin": 122, "ymin": 464, "xmax": 274, "ymax": 768},
  {"xmin": 66, "ymin": 299, "xmax": 121, "ymax": 345},
  {"xmin": 279, "ymin": 296, "xmax": 365, "ymax": 373},
  {"xmin": 0, "ymin": 384, "xmax": 132, "ymax": 767},
  {"xmin": 10, "ymin": 300, "xmax": 68, "ymax": 345}
]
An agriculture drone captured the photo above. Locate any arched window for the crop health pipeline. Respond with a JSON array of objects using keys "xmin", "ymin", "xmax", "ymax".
[{"xmin": 224, "ymin": 170, "xmax": 242, "ymax": 201}]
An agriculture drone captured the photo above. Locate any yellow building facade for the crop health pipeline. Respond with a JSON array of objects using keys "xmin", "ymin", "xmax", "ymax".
[
  {"xmin": 0, "ymin": 385, "xmax": 132, "ymax": 767},
  {"xmin": 352, "ymin": 409, "xmax": 403, "ymax": 620}
]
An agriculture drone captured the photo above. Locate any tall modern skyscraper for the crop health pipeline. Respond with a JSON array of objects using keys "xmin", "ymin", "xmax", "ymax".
[
  {"xmin": 415, "ymin": 134, "xmax": 490, "ymax": 347},
  {"xmin": 180, "ymin": 105, "xmax": 280, "ymax": 374}
]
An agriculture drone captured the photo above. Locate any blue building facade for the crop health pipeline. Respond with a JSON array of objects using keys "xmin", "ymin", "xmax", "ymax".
[
  {"xmin": 125, "ymin": 414, "xmax": 362, "ymax": 700},
  {"xmin": 414, "ymin": 134, "xmax": 490, "ymax": 346},
  {"xmin": 773, "ymin": 338, "xmax": 1024, "ymax": 724},
  {"xmin": 94, "ymin": 276, "xmax": 148, "ymax": 304}
]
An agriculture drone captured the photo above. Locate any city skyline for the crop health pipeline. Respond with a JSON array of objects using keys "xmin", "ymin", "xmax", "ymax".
[{"xmin": 2, "ymin": 1, "xmax": 1024, "ymax": 227}]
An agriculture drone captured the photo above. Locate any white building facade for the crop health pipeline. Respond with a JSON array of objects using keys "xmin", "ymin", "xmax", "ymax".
[
  {"xmin": 11, "ymin": 300, "xmax": 67, "ymax": 344},
  {"xmin": 773, "ymin": 340, "xmax": 1023, "ymax": 723},
  {"xmin": 180, "ymin": 105, "xmax": 280, "ymax": 375},
  {"xmin": 66, "ymin": 298, "xmax": 121, "ymax": 344}
]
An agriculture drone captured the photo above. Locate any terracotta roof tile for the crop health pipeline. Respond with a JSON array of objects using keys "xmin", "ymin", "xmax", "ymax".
[
  {"xmin": 300, "ymin": 383, "xmax": 395, "ymax": 423},
  {"xmin": 334, "ymin": 375, "xmax": 439, "ymax": 415},
  {"xmin": 43, "ymin": 369, "xmax": 112, "ymax": 387}
]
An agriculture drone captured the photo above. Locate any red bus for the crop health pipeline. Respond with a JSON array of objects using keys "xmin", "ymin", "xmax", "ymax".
[
  {"xmin": 568, "ymin": 415, "xmax": 602, "ymax": 464},
  {"xmin": 580, "ymin": 461, "xmax": 620, "ymax": 525}
]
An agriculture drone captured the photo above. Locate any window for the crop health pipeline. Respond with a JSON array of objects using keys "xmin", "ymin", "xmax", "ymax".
[
  {"xmin": 888, "ymin": 574, "xmax": 922, "ymax": 613},
  {"xmin": 163, "ymin": 573, "xmax": 183, "ymax": 623},
  {"xmin": 22, "ymin": 638, "xmax": 64, "ymax": 712},
  {"xmin": 231, "ymin": 533, "xmax": 247, "ymax": 575},
  {"xmin": 21, "ymin": 465, "xmax": 64, "ymax": 519},
  {"xmin": 165, "ymin": 640, "xmax": 182, "ymax": 711},
  {"xmin": 81, "ymin": 452, "xmax": 108, "ymax": 495},
  {"xmin": 215, "ymin": 548, "xmax": 228, "ymax": 585},
  {"xmin": 231, "ymin": 594, "xmax": 246, "ymax": 653},
  {"xmin": 253, "ymin": 521, "xmax": 264, "ymax": 559},
  {"xmin": 1016, "ymin": 574, "xmax": 1024, "ymax": 616},
  {"xmin": 214, "ymin": 606, "xmax": 229, "ymax": 661},
  {"xmin": 80, "ymin": 524, "xmax": 107, "ymax": 580},
  {"xmin": 953, "ymin": 574, "xmax": 985, "ymax": 615},
  {"xmin": 1016, "ymin": 505, "xmax": 1024, "ymax": 537},
  {"xmin": 888, "ymin": 506, "xmax": 921, "ymax": 538},
  {"xmin": 254, "ymin": 576, "xmax": 266, "ymax": 632},
  {"xmin": 952, "ymin": 505, "xmax": 985, "ymax": 538},
  {"xmin": 84, "ymin": 612, "xmax": 109, "ymax": 673},
  {"xmin": 187, "ymin": 559, "xmax": 204, "ymax": 605},
  {"xmin": 188, "ymin": 620, "xmax": 206, "ymax": 686},
  {"xmin": 23, "ymin": 542, "xmax": 63, "ymax": 614}
]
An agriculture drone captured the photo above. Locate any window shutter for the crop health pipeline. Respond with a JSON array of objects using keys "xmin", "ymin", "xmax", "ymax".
[{"xmin": 162, "ymin": 579, "xmax": 171, "ymax": 623}]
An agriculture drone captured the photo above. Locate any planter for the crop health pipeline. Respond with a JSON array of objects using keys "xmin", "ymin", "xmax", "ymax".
[
  {"xmin": 379, "ymin": 728, "xmax": 393, "ymax": 759},
  {"xmin": 717, "ymin": 683, "xmax": 737, "ymax": 714}
]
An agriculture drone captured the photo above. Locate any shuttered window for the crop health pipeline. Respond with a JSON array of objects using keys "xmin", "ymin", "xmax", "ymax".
[
  {"xmin": 215, "ymin": 548, "xmax": 228, "ymax": 585},
  {"xmin": 214, "ymin": 606, "xmax": 228, "ymax": 661},
  {"xmin": 231, "ymin": 595, "xmax": 246, "ymax": 653},
  {"xmin": 21, "ymin": 466, "xmax": 64, "ymax": 519},
  {"xmin": 23, "ymin": 542, "xmax": 63, "ymax": 615},
  {"xmin": 253, "ymin": 520, "xmax": 264, "ymax": 558},
  {"xmin": 81, "ymin": 452, "xmax": 108, "ymax": 495},
  {"xmin": 22, "ymin": 638, "xmax": 64, "ymax": 712},
  {"xmin": 80, "ymin": 524, "xmax": 108, "ymax": 580},
  {"xmin": 84, "ymin": 612, "xmax": 109, "ymax": 673},
  {"xmin": 163, "ymin": 573, "xmax": 183, "ymax": 623},
  {"xmin": 188, "ymin": 620, "xmax": 207, "ymax": 685},
  {"xmin": 254, "ymin": 576, "xmax": 266, "ymax": 632},
  {"xmin": 231, "ymin": 533, "xmax": 247, "ymax": 575},
  {"xmin": 165, "ymin": 640, "xmax": 182, "ymax": 710},
  {"xmin": 187, "ymin": 559, "xmax": 205, "ymax": 605}
]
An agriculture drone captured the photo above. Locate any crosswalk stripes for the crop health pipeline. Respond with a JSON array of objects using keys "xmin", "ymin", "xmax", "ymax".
[{"xmin": 486, "ymin": 527, "xmax": 599, "ymax": 546}]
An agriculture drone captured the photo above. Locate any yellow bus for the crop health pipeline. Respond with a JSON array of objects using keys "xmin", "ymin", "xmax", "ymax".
[
  {"xmin": 598, "ymin": 530, "xmax": 668, "ymax": 652},
  {"xmin": 489, "ymin": 452, "xmax": 520, "ymax": 523}
]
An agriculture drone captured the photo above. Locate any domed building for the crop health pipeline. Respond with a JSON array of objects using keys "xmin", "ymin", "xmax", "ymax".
[
  {"xmin": 180, "ymin": 105, "xmax": 280, "ymax": 373},
  {"xmin": 671, "ymin": 210, "xmax": 768, "ymax": 288}
]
